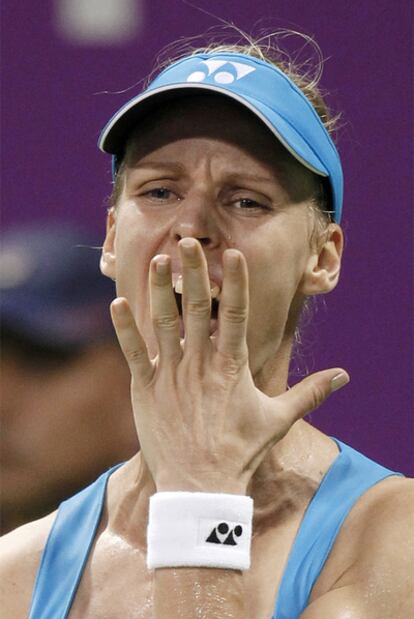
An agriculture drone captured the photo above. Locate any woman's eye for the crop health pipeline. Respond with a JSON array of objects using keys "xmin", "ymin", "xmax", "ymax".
[
  {"xmin": 234, "ymin": 198, "xmax": 268, "ymax": 210},
  {"xmin": 144, "ymin": 187, "xmax": 174, "ymax": 201}
]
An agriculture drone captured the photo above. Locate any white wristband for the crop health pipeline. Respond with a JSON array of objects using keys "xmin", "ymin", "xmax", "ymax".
[{"xmin": 147, "ymin": 492, "xmax": 253, "ymax": 570}]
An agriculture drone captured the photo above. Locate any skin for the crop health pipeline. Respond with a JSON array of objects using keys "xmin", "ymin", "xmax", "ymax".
[{"xmin": 0, "ymin": 95, "xmax": 413, "ymax": 618}]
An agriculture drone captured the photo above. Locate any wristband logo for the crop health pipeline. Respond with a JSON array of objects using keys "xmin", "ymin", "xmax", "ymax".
[{"xmin": 206, "ymin": 521, "xmax": 243, "ymax": 546}]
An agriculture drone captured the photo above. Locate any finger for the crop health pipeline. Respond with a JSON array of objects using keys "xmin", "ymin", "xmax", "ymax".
[
  {"xmin": 110, "ymin": 297, "xmax": 153, "ymax": 387},
  {"xmin": 216, "ymin": 249, "xmax": 249, "ymax": 359},
  {"xmin": 149, "ymin": 255, "xmax": 182, "ymax": 362},
  {"xmin": 273, "ymin": 369, "xmax": 350, "ymax": 432},
  {"xmin": 179, "ymin": 238, "xmax": 212, "ymax": 349}
]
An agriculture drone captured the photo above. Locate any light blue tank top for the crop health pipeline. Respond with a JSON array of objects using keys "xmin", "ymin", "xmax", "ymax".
[{"xmin": 28, "ymin": 439, "xmax": 400, "ymax": 619}]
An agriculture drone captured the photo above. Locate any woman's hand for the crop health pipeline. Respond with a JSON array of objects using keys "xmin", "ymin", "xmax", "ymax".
[{"xmin": 110, "ymin": 237, "xmax": 349, "ymax": 494}]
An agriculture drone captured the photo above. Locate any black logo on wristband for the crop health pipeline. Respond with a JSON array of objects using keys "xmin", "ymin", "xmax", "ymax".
[{"xmin": 206, "ymin": 522, "xmax": 243, "ymax": 546}]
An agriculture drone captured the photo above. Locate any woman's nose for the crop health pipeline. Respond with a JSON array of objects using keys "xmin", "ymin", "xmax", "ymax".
[{"xmin": 170, "ymin": 194, "xmax": 220, "ymax": 248}]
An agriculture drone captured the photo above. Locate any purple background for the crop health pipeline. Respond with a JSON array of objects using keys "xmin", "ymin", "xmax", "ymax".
[{"xmin": 2, "ymin": 1, "xmax": 413, "ymax": 474}]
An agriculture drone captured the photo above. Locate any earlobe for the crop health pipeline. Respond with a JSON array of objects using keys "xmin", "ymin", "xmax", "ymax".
[
  {"xmin": 300, "ymin": 224, "xmax": 344, "ymax": 296},
  {"xmin": 100, "ymin": 208, "xmax": 117, "ymax": 280}
]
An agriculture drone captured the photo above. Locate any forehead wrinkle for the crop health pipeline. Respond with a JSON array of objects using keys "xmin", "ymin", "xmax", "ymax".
[
  {"xmin": 127, "ymin": 142, "xmax": 282, "ymax": 193},
  {"xmin": 126, "ymin": 130, "xmax": 288, "ymax": 183},
  {"xmin": 123, "ymin": 95, "xmax": 318, "ymax": 204}
]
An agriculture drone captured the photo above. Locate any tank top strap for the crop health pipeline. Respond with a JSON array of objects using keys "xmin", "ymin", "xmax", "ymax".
[
  {"xmin": 272, "ymin": 439, "xmax": 401, "ymax": 619},
  {"xmin": 28, "ymin": 463, "xmax": 123, "ymax": 619}
]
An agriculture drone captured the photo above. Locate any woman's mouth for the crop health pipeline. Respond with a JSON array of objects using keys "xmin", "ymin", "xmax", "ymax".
[
  {"xmin": 173, "ymin": 291, "xmax": 220, "ymax": 318},
  {"xmin": 176, "ymin": 303, "xmax": 219, "ymax": 337},
  {"xmin": 172, "ymin": 275, "xmax": 221, "ymax": 336}
]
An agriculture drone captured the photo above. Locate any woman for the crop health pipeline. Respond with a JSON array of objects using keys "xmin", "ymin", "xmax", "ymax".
[{"xmin": 1, "ymin": 39, "xmax": 412, "ymax": 619}]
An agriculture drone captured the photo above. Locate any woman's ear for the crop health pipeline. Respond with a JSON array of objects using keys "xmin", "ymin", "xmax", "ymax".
[
  {"xmin": 100, "ymin": 208, "xmax": 117, "ymax": 280},
  {"xmin": 300, "ymin": 224, "xmax": 344, "ymax": 296}
]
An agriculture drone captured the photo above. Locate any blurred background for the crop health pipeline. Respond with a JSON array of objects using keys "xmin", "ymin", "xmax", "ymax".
[
  {"xmin": 1, "ymin": 0, "xmax": 413, "ymax": 484},
  {"xmin": 0, "ymin": 224, "xmax": 138, "ymax": 532}
]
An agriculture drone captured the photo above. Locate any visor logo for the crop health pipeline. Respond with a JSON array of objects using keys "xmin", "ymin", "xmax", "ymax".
[{"xmin": 186, "ymin": 60, "xmax": 255, "ymax": 85}]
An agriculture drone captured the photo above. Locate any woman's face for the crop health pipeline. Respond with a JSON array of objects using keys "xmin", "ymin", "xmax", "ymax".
[{"xmin": 103, "ymin": 95, "xmax": 331, "ymax": 374}]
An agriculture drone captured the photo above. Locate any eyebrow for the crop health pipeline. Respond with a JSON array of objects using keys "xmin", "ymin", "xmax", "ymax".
[
  {"xmin": 129, "ymin": 162, "xmax": 277, "ymax": 184},
  {"xmin": 129, "ymin": 161, "xmax": 185, "ymax": 173},
  {"xmin": 224, "ymin": 172, "xmax": 278, "ymax": 186}
]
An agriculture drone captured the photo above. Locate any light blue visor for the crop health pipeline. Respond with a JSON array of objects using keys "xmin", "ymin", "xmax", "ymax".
[{"xmin": 99, "ymin": 53, "xmax": 343, "ymax": 222}]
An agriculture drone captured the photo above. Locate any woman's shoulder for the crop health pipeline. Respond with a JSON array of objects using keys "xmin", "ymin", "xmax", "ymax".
[
  {"xmin": 339, "ymin": 473, "xmax": 414, "ymax": 545},
  {"xmin": 0, "ymin": 511, "xmax": 57, "ymax": 618},
  {"xmin": 301, "ymin": 476, "xmax": 414, "ymax": 618},
  {"xmin": 354, "ymin": 474, "xmax": 414, "ymax": 559},
  {"xmin": 311, "ymin": 475, "xmax": 414, "ymax": 614}
]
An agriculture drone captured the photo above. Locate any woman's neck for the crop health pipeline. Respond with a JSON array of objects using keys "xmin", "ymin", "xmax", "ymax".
[{"xmin": 106, "ymin": 421, "xmax": 338, "ymax": 549}]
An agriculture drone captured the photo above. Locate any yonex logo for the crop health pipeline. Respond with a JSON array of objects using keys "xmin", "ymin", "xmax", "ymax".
[
  {"xmin": 205, "ymin": 521, "xmax": 243, "ymax": 546},
  {"xmin": 186, "ymin": 59, "xmax": 256, "ymax": 85}
]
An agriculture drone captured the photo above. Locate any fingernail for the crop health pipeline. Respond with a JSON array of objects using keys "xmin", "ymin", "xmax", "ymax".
[
  {"xmin": 111, "ymin": 298, "xmax": 125, "ymax": 315},
  {"xmin": 180, "ymin": 238, "xmax": 197, "ymax": 256},
  {"xmin": 331, "ymin": 372, "xmax": 350, "ymax": 392},
  {"xmin": 155, "ymin": 255, "xmax": 169, "ymax": 274},
  {"xmin": 226, "ymin": 249, "xmax": 240, "ymax": 270}
]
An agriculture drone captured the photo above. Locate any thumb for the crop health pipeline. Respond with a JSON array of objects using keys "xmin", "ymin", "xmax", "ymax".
[{"xmin": 275, "ymin": 368, "xmax": 350, "ymax": 427}]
